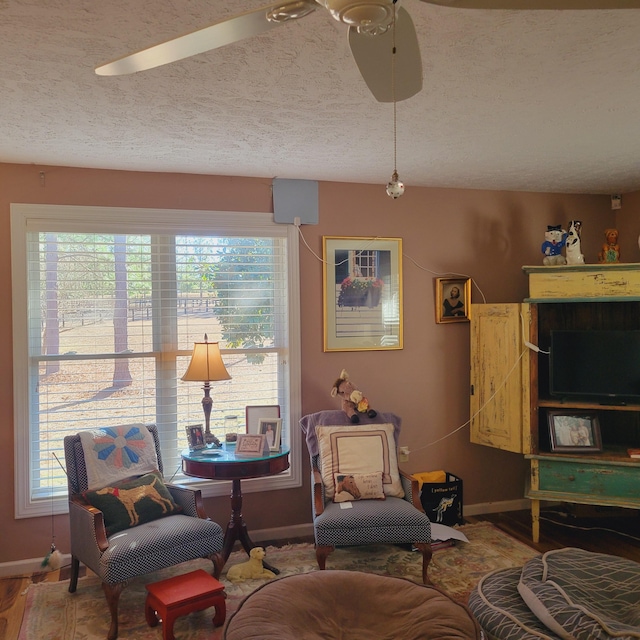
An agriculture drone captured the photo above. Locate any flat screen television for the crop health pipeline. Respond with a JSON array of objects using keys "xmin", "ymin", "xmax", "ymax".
[{"xmin": 549, "ymin": 329, "xmax": 640, "ymax": 404}]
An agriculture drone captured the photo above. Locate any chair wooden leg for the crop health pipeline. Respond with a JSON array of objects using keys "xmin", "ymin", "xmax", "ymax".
[
  {"xmin": 315, "ymin": 545, "xmax": 334, "ymax": 570},
  {"xmin": 209, "ymin": 551, "xmax": 225, "ymax": 579},
  {"xmin": 68, "ymin": 556, "xmax": 80, "ymax": 593},
  {"xmin": 102, "ymin": 581, "xmax": 126, "ymax": 640},
  {"xmin": 414, "ymin": 542, "xmax": 433, "ymax": 585}
]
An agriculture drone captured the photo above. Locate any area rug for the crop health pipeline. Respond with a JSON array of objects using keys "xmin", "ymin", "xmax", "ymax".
[{"xmin": 19, "ymin": 522, "xmax": 537, "ymax": 639}]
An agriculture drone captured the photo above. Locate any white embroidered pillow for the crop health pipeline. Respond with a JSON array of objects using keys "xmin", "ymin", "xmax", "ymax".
[
  {"xmin": 79, "ymin": 424, "xmax": 159, "ymax": 490},
  {"xmin": 333, "ymin": 472, "xmax": 386, "ymax": 503},
  {"xmin": 316, "ymin": 424, "xmax": 404, "ymax": 499}
]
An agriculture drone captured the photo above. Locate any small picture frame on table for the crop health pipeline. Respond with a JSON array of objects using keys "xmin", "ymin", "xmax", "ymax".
[
  {"xmin": 435, "ymin": 277, "xmax": 471, "ymax": 324},
  {"xmin": 235, "ymin": 434, "xmax": 270, "ymax": 457},
  {"xmin": 185, "ymin": 424, "xmax": 206, "ymax": 451},
  {"xmin": 258, "ymin": 418, "xmax": 282, "ymax": 452},
  {"xmin": 547, "ymin": 411, "xmax": 602, "ymax": 453},
  {"xmin": 245, "ymin": 405, "xmax": 280, "ymax": 434}
]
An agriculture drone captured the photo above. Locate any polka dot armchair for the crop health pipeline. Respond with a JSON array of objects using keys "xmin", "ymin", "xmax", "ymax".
[
  {"xmin": 64, "ymin": 424, "xmax": 224, "ymax": 640},
  {"xmin": 300, "ymin": 410, "xmax": 433, "ymax": 584}
]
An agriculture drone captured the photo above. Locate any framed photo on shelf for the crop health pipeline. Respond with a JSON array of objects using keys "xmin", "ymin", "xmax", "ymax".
[
  {"xmin": 322, "ymin": 236, "xmax": 403, "ymax": 352},
  {"xmin": 435, "ymin": 277, "xmax": 471, "ymax": 324},
  {"xmin": 547, "ymin": 411, "xmax": 603, "ymax": 453},
  {"xmin": 185, "ymin": 424, "xmax": 206, "ymax": 451},
  {"xmin": 258, "ymin": 418, "xmax": 282, "ymax": 452},
  {"xmin": 245, "ymin": 405, "xmax": 281, "ymax": 434}
]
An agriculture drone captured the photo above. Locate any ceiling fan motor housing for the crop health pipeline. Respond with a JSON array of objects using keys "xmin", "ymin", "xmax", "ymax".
[{"xmin": 318, "ymin": 0, "xmax": 394, "ymax": 28}]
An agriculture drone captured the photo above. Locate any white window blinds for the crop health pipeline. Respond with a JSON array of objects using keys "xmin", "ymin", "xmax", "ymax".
[{"xmin": 12, "ymin": 205, "xmax": 301, "ymax": 518}]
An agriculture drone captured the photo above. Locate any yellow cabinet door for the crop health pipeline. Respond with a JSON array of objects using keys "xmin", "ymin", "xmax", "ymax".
[{"xmin": 470, "ymin": 303, "xmax": 531, "ymax": 454}]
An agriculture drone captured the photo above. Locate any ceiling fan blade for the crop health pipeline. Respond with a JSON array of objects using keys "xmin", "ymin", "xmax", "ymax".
[
  {"xmin": 420, "ymin": 1, "xmax": 640, "ymax": 8},
  {"xmin": 348, "ymin": 7, "xmax": 422, "ymax": 103},
  {"xmin": 95, "ymin": 1, "xmax": 316, "ymax": 76}
]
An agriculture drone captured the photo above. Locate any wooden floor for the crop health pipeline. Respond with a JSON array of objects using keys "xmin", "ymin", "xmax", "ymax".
[
  {"xmin": 2, "ymin": 507, "xmax": 639, "ymax": 640},
  {"xmin": 467, "ymin": 505, "xmax": 640, "ymax": 563},
  {"xmin": 0, "ymin": 566, "xmax": 62, "ymax": 640}
]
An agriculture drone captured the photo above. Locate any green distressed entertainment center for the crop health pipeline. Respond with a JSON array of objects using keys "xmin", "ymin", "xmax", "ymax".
[{"xmin": 470, "ymin": 263, "xmax": 640, "ymax": 542}]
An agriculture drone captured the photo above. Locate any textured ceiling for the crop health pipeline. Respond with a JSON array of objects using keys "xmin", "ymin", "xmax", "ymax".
[{"xmin": 2, "ymin": 0, "xmax": 640, "ymax": 194}]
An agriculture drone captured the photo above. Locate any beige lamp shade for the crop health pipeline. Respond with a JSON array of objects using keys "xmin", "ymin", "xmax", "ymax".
[{"xmin": 182, "ymin": 339, "xmax": 231, "ymax": 382}]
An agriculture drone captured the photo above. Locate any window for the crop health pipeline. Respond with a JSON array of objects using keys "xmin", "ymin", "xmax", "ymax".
[
  {"xmin": 11, "ymin": 204, "xmax": 301, "ymax": 518},
  {"xmin": 354, "ymin": 250, "xmax": 377, "ymax": 278}
]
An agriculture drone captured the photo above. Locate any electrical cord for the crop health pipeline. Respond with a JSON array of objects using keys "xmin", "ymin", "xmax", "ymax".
[
  {"xmin": 295, "ymin": 222, "xmax": 489, "ymax": 303},
  {"xmin": 294, "ymin": 221, "xmax": 529, "ymax": 452},
  {"xmin": 167, "ymin": 463, "xmax": 181, "ymax": 483},
  {"xmin": 540, "ymin": 514, "xmax": 640, "ymax": 543},
  {"xmin": 402, "ymin": 253, "xmax": 487, "ymax": 303},
  {"xmin": 520, "ymin": 311, "xmax": 549, "ymax": 355}
]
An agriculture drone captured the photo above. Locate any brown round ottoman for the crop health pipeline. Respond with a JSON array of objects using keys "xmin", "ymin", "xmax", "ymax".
[{"xmin": 223, "ymin": 570, "xmax": 482, "ymax": 639}]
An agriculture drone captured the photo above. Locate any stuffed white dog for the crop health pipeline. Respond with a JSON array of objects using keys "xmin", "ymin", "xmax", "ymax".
[
  {"xmin": 226, "ymin": 546, "xmax": 276, "ymax": 583},
  {"xmin": 565, "ymin": 220, "xmax": 585, "ymax": 265}
]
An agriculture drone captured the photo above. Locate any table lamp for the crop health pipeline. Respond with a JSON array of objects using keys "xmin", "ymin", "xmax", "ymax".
[{"xmin": 182, "ymin": 334, "xmax": 231, "ymax": 447}]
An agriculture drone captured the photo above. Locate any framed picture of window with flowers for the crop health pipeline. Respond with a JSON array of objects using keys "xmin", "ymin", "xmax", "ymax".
[{"xmin": 323, "ymin": 236, "xmax": 403, "ymax": 352}]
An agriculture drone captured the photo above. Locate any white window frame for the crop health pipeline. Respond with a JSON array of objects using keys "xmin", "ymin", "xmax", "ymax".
[{"xmin": 11, "ymin": 204, "xmax": 302, "ymax": 518}]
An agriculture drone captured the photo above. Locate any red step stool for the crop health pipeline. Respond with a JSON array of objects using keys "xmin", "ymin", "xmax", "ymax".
[{"xmin": 145, "ymin": 569, "xmax": 226, "ymax": 640}]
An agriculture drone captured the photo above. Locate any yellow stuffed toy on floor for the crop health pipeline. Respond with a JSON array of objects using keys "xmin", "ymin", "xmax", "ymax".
[{"xmin": 226, "ymin": 546, "xmax": 276, "ymax": 583}]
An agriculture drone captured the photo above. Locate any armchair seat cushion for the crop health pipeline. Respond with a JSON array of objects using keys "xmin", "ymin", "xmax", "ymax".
[
  {"xmin": 314, "ymin": 497, "xmax": 431, "ymax": 547},
  {"xmin": 98, "ymin": 515, "xmax": 224, "ymax": 584}
]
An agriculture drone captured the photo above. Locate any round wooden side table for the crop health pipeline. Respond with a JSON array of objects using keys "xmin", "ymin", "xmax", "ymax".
[{"xmin": 181, "ymin": 445, "xmax": 290, "ymax": 572}]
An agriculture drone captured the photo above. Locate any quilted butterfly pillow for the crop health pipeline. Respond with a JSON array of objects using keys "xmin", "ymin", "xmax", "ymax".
[{"xmin": 79, "ymin": 423, "xmax": 159, "ymax": 490}]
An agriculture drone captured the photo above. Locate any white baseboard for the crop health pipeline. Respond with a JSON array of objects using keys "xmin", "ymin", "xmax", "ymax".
[
  {"xmin": 464, "ymin": 498, "xmax": 531, "ymax": 516},
  {"xmin": 0, "ymin": 553, "xmax": 72, "ymax": 578},
  {"xmin": 0, "ymin": 499, "xmax": 531, "ymax": 578},
  {"xmin": 250, "ymin": 522, "xmax": 315, "ymax": 543}
]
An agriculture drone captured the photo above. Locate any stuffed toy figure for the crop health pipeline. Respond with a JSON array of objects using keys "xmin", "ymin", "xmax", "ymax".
[
  {"xmin": 598, "ymin": 228, "xmax": 620, "ymax": 263},
  {"xmin": 541, "ymin": 224, "xmax": 568, "ymax": 265},
  {"xmin": 331, "ymin": 369, "xmax": 377, "ymax": 424},
  {"xmin": 226, "ymin": 547, "xmax": 276, "ymax": 583},
  {"xmin": 565, "ymin": 220, "xmax": 585, "ymax": 265}
]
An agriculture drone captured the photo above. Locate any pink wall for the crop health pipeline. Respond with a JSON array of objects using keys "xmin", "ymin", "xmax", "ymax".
[
  {"xmin": 2, "ymin": 162, "xmax": 633, "ymax": 563},
  {"xmin": 612, "ymin": 191, "xmax": 640, "ymax": 262}
]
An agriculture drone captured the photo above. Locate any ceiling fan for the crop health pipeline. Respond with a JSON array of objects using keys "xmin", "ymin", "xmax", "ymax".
[{"xmin": 95, "ymin": 0, "xmax": 640, "ymax": 103}]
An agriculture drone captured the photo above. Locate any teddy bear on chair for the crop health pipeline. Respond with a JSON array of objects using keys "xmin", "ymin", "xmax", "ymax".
[{"xmin": 331, "ymin": 369, "xmax": 377, "ymax": 424}]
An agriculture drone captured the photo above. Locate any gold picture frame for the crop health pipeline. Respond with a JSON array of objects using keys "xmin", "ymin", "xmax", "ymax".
[
  {"xmin": 323, "ymin": 236, "xmax": 403, "ymax": 351},
  {"xmin": 435, "ymin": 277, "xmax": 471, "ymax": 324}
]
